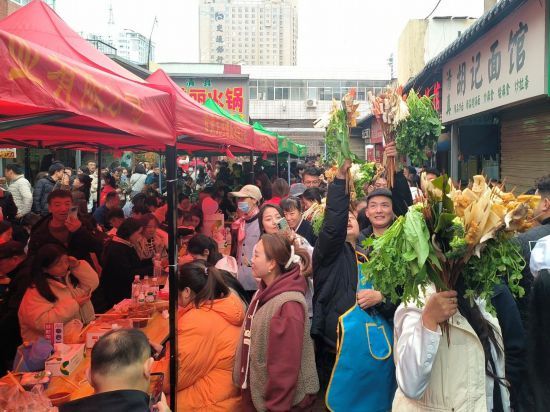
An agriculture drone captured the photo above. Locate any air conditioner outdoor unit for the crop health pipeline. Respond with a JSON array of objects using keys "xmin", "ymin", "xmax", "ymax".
[{"xmin": 305, "ymin": 99, "xmax": 317, "ymax": 108}]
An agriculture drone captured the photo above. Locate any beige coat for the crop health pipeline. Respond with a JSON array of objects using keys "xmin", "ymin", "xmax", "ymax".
[
  {"xmin": 392, "ymin": 286, "xmax": 510, "ymax": 412},
  {"xmin": 18, "ymin": 260, "xmax": 99, "ymax": 342}
]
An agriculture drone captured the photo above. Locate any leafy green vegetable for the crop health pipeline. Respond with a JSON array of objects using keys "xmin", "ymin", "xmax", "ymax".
[
  {"xmin": 362, "ymin": 209, "xmax": 433, "ymax": 305},
  {"xmin": 462, "ymin": 236, "xmax": 525, "ymax": 312},
  {"xmin": 396, "ymin": 89, "xmax": 442, "ymax": 166},
  {"xmin": 325, "ymin": 102, "xmax": 358, "ymax": 166},
  {"xmin": 354, "ymin": 162, "xmax": 376, "ymax": 198},
  {"xmin": 312, "ymin": 214, "xmax": 324, "ymax": 236}
]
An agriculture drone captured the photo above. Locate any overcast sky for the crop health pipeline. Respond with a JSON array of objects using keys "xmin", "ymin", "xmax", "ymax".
[{"xmin": 54, "ymin": 0, "xmax": 485, "ymax": 74}]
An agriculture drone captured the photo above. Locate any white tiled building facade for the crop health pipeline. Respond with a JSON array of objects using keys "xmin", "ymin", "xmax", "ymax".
[{"xmin": 199, "ymin": 0, "xmax": 298, "ymax": 66}]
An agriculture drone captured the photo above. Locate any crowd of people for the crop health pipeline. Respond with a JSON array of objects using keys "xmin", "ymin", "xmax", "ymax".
[{"xmin": 0, "ymin": 145, "xmax": 549, "ymax": 411}]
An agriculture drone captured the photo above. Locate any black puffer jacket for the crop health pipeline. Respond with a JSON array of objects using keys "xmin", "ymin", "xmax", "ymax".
[
  {"xmin": 0, "ymin": 189, "xmax": 17, "ymax": 220},
  {"xmin": 32, "ymin": 176, "xmax": 56, "ymax": 216},
  {"xmin": 27, "ymin": 215, "xmax": 103, "ymax": 265},
  {"xmin": 312, "ymin": 178, "xmax": 358, "ymax": 349}
]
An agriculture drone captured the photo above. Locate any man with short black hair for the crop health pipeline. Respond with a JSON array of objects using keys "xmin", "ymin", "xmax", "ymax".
[
  {"xmin": 93, "ymin": 191, "xmax": 119, "ymax": 229},
  {"xmin": 424, "ymin": 167, "xmax": 441, "ymax": 181},
  {"xmin": 5, "ymin": 164, "xmax": 32, "ymax": 218},
  {"xmin": 303, "ymin": 167, "xmax": 321, "ymax": 188},
  {"xmin": 60, "ymin": 329, "xmax": 170, "ymax": 412},
  {"xmin": 28, "ymin": 190, "xmax": 102, "ymax": 264},
  {"xmin": 106, "ymin": 208, "xmax": 125, "ymax": 237},
  {"xmin": 33, "ymin": 163, "xmax": 65, "ymax": 216}
]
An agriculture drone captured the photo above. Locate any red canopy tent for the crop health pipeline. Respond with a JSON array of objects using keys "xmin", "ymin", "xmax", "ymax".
[
  {"xmin": 147, "ymin": 69, "xmax": 256, "ymax": 154},
  {"xmin": 0, "ymin": 31, "xmax": 175, "ymax": 149},
  {"xmin": 0, "ymin": 0, "xmax": 143, "ymax": 83},
  {"xmin": 0, "ymin": 3, "xmax": 182, "ymax": 406}
]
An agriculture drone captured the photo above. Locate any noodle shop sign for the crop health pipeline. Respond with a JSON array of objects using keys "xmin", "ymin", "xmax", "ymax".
[{"xmin": 442, "ymin": 0, "xmax": 546, "ymax": 123}]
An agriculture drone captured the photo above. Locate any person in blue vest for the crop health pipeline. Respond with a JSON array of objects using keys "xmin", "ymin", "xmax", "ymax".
[{"xmin": 312, "ymin": 157, "xmax": 397, "ymax": 411}]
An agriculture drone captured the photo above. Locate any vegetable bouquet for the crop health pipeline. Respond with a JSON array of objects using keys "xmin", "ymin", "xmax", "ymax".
[
  {"xmin": 368, "ymin": 86, "xmax": 409, "ymax": 187},
  {"xmin": 362, "ymin": 174, "xmax": 540, "ymax": 313}
]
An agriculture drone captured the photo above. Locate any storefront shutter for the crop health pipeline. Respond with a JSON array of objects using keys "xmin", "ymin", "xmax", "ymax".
[{"xmin": 500, "ymin": 101, "xmax": 550, "ymax": 193}]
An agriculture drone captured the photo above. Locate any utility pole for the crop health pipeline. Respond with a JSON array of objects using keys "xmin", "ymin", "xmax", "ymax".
[{"xmin": 147, "ymin": 16, "xmax": 158, "ymax": 70}]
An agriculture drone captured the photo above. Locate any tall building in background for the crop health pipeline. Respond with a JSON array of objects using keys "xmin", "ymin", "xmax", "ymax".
[
  {"xmin": 199, "ymin": 0, "xmax": 298, "ymax": 66},
  {"xmin": 85, "ymin": 29, "xmax": 155, "ymax": 66}
]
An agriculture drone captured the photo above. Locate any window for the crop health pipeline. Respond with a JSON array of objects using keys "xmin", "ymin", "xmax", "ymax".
[
  {"xmin": 274, "ymin": 87, "xmax": 289, "ymax": 100},
  {"xmin": 250, "ymin": 87, "xmax": 258, "ymax": 100},
  {"xmin": 290, "ymin": 87, "xmax": 305, "ymax": 100},
  {"xmin": 307, "ymin": 87, "xmax": 318, "ymax": 100},
  {"xmin": 320, "ymin": 87, "xmax": 332, "ymax": 100}
]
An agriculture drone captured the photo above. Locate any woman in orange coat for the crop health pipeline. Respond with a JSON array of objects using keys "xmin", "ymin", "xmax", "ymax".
[{"xmin": 167, "ymin": 261, "xmax": 244, "ymax": 411}]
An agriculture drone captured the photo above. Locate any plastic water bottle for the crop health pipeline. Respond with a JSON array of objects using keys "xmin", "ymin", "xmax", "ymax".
[
  {"xmin": 131, "ymin": 275, "xmax": 141, "ymax": 304},
  {"xmin": 149, "ymin": 277, "xmax": 159, "ymax": 302},
  {"xmin": 153, "ymin": 253, "xmax": 162, "ymax": 278},
  {"xmin": 138, "ymin": 291, "xmax": 145, "ymax": 306},
  {"xmin": 143, "ymin": 276, "xmax": 150, "ymax": 298}
]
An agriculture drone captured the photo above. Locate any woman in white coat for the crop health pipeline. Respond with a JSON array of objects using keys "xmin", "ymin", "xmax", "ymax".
[
  {"xmin": 392, "ymin": 280, "xmax": 510, "ymax": 412},
  {"xmin": 18, "ymin": 244, "xmax": 99, "ymax": 342}
]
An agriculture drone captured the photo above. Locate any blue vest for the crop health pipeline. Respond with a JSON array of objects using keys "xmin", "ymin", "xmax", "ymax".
[{"xmin": 325, "ymin": 259, "xmax": 396, "ymax": 412}]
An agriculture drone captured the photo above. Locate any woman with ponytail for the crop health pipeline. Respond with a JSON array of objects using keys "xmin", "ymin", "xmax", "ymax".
[
  {"xmin": 234, "ymin": 233, "xmax": 319, "ymax": 411},
  {"xmin": 165, "ymin": 262, "xmax": 244, "ymax": 411},
  {"xmin": 392, "ymin": 275, "xmax": 511, "ymax": 411}
]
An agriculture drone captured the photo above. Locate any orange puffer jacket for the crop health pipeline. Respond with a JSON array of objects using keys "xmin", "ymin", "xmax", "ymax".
[{"xmin": 175, "ymin": 292, "xmax": 245, "ymax": 411}]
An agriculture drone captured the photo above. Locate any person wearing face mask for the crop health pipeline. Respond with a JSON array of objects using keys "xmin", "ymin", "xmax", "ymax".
[
  {"xmin": 18, "ymin": 243, "xmax": 99, "ymax": 342},
  {"xmin": 160, "ymin": 262, "xmax": 244, "ymax": 410},
  {"xmin": 229, "ymin": 185, "xmax": 262, "ymax": 301}
]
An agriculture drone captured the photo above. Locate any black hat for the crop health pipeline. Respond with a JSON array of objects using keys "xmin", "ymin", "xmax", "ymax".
[{"xmin": 366, "ymin": 188, "xmax": 393, "ymax": 203}]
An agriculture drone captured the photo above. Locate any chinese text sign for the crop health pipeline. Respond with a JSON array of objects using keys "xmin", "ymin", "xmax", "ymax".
[{"xmin": 442, "ymin": 0, "xmax": 545, "ymax": 123}]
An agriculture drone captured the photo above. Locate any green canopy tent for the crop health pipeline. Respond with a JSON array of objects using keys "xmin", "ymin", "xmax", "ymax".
[
  {"xmin": 203, "ymin": 99, "xmax": 306, "ymax": 181},
  {"xmin": 251, "ymin": 121, "xmax": 306, "ymax": 182}
]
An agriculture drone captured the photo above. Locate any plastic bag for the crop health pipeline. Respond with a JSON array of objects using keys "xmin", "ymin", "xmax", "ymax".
[
  {"xmin": 12, "ymin": 338, "xmax": 53, "ymax": 373},
  {"xmin": 0, "ymin": 383, "xmax": 55, "ymax": 411}
]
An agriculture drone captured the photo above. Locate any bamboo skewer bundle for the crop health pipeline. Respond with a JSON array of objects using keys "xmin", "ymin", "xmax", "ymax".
[{"xmin": 368, "ymin": 87, "xmax": 409, "ymax": 187}]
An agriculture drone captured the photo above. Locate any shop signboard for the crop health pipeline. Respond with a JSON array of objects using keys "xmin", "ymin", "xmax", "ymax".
[
  {"xmin": 176, "ymin": 77, "xmax": 249, "ymax": 121},
  {"xmin": 0, "ymin": 148, "xmax": 16, "ymax": 158},
  {"xmin": 442, "ymin": 0, "xmax": 546, "ymax": 123}
]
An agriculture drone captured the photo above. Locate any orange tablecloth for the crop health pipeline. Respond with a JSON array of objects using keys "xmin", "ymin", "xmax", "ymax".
[{"xmin": 1, "ymin": 302, "xmax": 170, "ymax": 403}]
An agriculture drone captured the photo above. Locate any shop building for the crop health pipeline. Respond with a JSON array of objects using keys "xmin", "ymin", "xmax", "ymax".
[{"xmin": 405, "ymin": 0, "xmax": 549, "ymax": 192}]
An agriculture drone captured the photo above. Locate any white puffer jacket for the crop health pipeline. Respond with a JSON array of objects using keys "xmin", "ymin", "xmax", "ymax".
[
  {"xmin": 8, "ymin": 175, "xmax": 32, "ymax": 217},
  {"xmin": 392, "ymin": 285, "xmax": 510, "ymax": 412},
  {"xmin": 18, "ymin": 260, "xmax": 99, "ymax": 342}
]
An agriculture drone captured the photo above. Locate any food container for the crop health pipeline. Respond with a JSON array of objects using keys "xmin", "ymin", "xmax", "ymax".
[
  {"xmin": 48, "ymin": 391, "xmax": 71, "ymax": 406},
  {"xmin": 20, "ymin": 370, "xmax": 51, "ymax": 389},
  {"xmin": 45, "ymin": 344, "xmax": 85, "ymax": 377},
  {"xmin": 131, "ymin": 318, "xmax": 149, "ymax": 328}
]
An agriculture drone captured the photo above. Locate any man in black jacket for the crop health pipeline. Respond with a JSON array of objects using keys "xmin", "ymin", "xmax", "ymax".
[
  {"xmin": 60, "ymin": 329, "xmax": 169, "ymax": 412},
  {"xmin": 28, "ymin": 190, "xmax": 102, "ymax": 266},
  {"xmin": 515, "ymin": 174, "xmax": 550, "ymax": 325},
  {"xmin": 32, "ymin": 162, "xmax": 65, "ymax": 216}
]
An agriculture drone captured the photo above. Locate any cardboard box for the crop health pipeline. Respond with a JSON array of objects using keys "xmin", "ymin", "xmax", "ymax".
[{"xmin": 45, "ymin": 344, "xmax": 85, "ymax": 377}]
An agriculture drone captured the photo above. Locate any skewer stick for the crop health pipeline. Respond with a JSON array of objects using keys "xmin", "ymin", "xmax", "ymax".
[
  {"xmin": 78, "ymin": 322, "xmax": 94, "ymax": 338},
  {"xmin": 6, "ymin": 371, "xmax": 25, "ymax": 393},
  {"xmin": 59, "ymin": 376, "xmax": 80, "ymax": 390}
]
